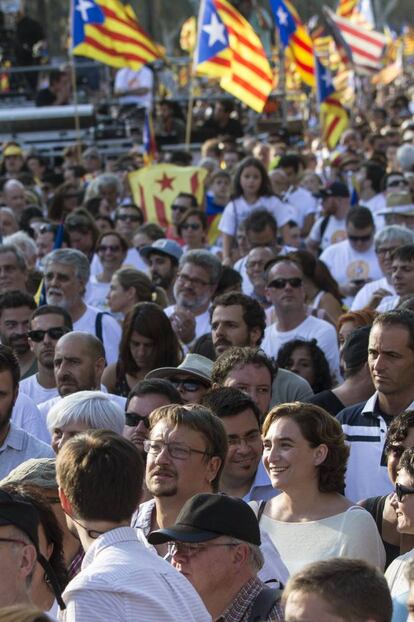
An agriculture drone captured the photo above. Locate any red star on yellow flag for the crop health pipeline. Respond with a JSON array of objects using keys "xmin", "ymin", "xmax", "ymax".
[{"xmin": 156, "ymin": 173, "xmax": 175, "ymax": 191}]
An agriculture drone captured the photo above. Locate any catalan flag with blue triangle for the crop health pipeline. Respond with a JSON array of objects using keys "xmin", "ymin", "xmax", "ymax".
[
  {"xmin": 71, "ymin": 0, "xmax": 162, "ymax": 70},
  {"xmin": 315, "ymin": 56, "xmax": 349, "ymax": 149},
  {"xmin": 143, "ymin": 110, "xmax": 157, "ymax": 165},
  {"xmin": 195, "ymin": 0, "xmax": 273, "ymax": 112},
  {"xmin": 270, "ymin": 0, "xmax": 315, "ymax": 87}
]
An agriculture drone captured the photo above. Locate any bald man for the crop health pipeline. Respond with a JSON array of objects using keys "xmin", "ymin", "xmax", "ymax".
[{"xmin": 38, "ymin": 332, "xmax": 125, "ymax": 418}]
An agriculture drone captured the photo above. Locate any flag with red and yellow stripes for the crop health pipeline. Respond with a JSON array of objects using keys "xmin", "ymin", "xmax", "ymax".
[
  {"xmin": 337, "ymin": 0, "xmax": 358, "ymax": 19},
  {"xmin": 71, "ymin": 0, "xmax": 162, "ymax": 70},
  {"xmin": 195, "ymin": 0, "xmax": 273, "ymax": 112}
]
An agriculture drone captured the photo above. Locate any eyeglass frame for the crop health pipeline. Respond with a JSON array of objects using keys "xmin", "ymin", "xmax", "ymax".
[
  {"xmin": 169, "ymin": 378, "xmax": 208, "ymax": 392},
  {"xmin": 143, "ymin": 439, "xmax": 211, "ymax": 461},
  {"xmin": 395, "ymin": 482, "xmax": 414, "ymax": 502},
  {"xmin": 167, "ymin": 541, "xmax": 238, "ymax": 558},
  {"xmin": 125, "ymin": 412, "xmax": 150, "ymax": 428},
  {"xmin": 28, "ymin": 327, "xmax": 70, "ymax": 342},
  {"xmin": 267, "ymin": 277, "xmax": 303, "ymax": 289},
  {"xmin": 176, "ymin": 272, "xmax": 212, "ymax": 288}
]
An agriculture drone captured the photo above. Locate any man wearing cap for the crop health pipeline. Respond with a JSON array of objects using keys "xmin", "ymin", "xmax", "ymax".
[
  {"xmin": 0, "ymin": 488, "xmax": 65, "ymax": 610},
  {"xmin": 309, "ymin": 326, "xmax": 374, "ymax": 416},
  {"xmin": 2, "ymin": 143, "xmax": 25, "ymax": 178},
  {"xmin": 57, "ymin": 429, "xmax": 210, "ymax": 621},
  {"xmin": 148, "ymin": 493, "xmax": 283, "ymax": 621},
  {"xmin": 377, "ymin": 191, "xmax": 414, "ymax": 231},
  {"xmin": 306, "ymin": 181, "xmax": 350, "ymax": 255},
  {"xmin": 140, "ymin": 238, "xmax": 183, "ymax": 304},
  {"xmin": 146, "ymin": 353, "xmax": 213, "ymax": 404}
]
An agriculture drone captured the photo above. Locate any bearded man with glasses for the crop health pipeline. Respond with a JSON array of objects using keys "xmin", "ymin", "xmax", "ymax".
[{"xmin": 261, "ymin": 257, "xmax": 340, "ymax": 382}]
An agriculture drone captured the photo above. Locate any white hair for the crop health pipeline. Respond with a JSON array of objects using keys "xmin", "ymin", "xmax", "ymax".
[
  {"xmin": 47, "ymin": 390, "xmax": 124, "ymax": 435},
  {"xmin": 3, "ymin": 231, "xmax": 37, "ymax": 268},
  {"xmin": 397, "ymin": 144, "xmax": 414, "ymax": 172}
]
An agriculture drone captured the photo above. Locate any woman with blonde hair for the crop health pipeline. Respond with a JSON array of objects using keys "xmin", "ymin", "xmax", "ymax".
[
  {"xmin": 107, "ymin": 266, "xmax": 168, "ymax": 318},
  {"xmin": 254, "ymin": 402, "xmax": 385, "ymax": 575}
]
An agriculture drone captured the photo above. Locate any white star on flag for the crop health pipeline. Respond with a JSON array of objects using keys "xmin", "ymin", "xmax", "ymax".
[
  {"xmin": 76, "ymin": 0, "xmax": 95, "ymax": 22},
  {"xmin": 277, "ymin": 7, "xmax": 288, "ymax": 26},
  {"xmin": 322, "ymin": 72, "xmax": 333, "ymax": 88},
  {"xmin": 202, "ymin": 13, "xmax": 227, "ymax": 47}
]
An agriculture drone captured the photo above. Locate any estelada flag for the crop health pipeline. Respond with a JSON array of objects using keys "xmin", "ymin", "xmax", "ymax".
[{"xmin": 129, "ymin": 164, "xmax": 207, "ymax": 228}]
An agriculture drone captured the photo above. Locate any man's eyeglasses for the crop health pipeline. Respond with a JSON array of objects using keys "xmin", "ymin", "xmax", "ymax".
[
  {"xmin": 171, "ymin": 205, "xmax": 188, "ymax": 213},
  {"xmin": 176, "ymin": 273, "xmax": 211, "ymax": 288},
  {"xmin": 143, "ymin": 439, "xmax": 210, "ymax": 460},
  {"xmin": 181, "ymin": 223, "xmax": 201, "ymax": 231},
  {"xmin": 395, "ymin": 482, "xmax": 414, "ymax": 502},
  {"xmin": 116, "ymin": 214, "xmax": 141, "ymax": 222},
  {"xmin": 267, "ymin": 277, "xmax": 302, "ymax": 289},
  {"xmin": 348, "ymin": 234, "xmax": 372, "ymax": 242},
  {"xmin": 125, "ymin": 412, "xmax": 150, "ymax": 428},
  {"xmin": 97, "ymin": 244, "xmax": 122, "ymax": 253},
  {"xmin": 28, "ymin": 327, "xmax": 69, "ymax": 342},
  {"xmin": 170, "ymin": 379, "xmax": 206, "ymax": 392},
  {"xmin": 387, "ymin": 179, "xmax": 408, "ymax": 188},
  {"xmin": 167, "ymin": 541, "xmax": 238, "ymax": 558},
  {"xmin": 227, "ymin": 431, "xmax": 261, "ymax": 447}
]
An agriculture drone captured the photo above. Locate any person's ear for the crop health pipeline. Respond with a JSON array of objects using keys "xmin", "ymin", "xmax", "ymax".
[
  {"xmin": 249, "ymin": 326, "xmax": 262, "ymax": 347},
  {"xmin": 206, "ymin": 456, "xmax": 222, "ymax": 487},
  {"xmin": 58, "ymin": 487, "xmax": 72, "ymax": 515},
  {"xmin": 19, "ymin": 543, "xmax": 37, "ymax": 580},
  {"xmin": 314, "ymin": 444, "xmax": 328, "ymax": 466}
]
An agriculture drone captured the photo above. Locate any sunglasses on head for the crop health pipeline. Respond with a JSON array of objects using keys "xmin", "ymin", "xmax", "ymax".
[
  {"xmin": 125, "ymin": 413, "xmax": 150, "ymax": 428},
  {"xmin": 181, "ymin": 223, "xmax": 201, "ymax": 231},
  {"xmin": 348, "ymin": 234, "xmax": 372, "ymax": 242},
  {"xmin": 395, "ymin": 482, "xmax": 414, "ymax": 502},
  {"xmin": 267, "ymin": 277, "xmax": 302, "ymax": 289},
  {"xmin": 28, "ymin": 327, "xmax": 69, "ymax": 342}
]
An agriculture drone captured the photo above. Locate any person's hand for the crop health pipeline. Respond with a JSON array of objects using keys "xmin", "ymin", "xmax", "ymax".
[
  {"xmin": 170, "ymin": 307, "xmax": 196, "ymax": 344},
  {"xmin": 367, "ymin": 288, "xmax": 393, "ymax": 309}
]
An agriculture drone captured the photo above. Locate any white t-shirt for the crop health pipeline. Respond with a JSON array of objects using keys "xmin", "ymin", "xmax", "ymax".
[
  {"xmin": 114, "ymin": 66, "xmax": 153, "ymax": 108},
  {"xmin": 74, "ymin": 305, "xmax": 121, "ymax": 366},
  {"xmin": 164, "ymin": 305, "xmax": 211, "ymax": 340},
  {"xmin": 11, "ymin": 393, "xmax": 50, "ymax": 444},
  {"xmin": 19, "ymin": 374, "xmax": 59, "ymax": 405},
  {"xmin": 261, "ymin": 314, "xmax": 340, "ymax": 381},
  {"xmin": 385, "ymin": 549, "xmax": 414, "ymax": 598},
  {"xmin": 219, "ymin": 195, "xmax": 295, "ymax": 237},
  {"xmin": 351, "ymin": 276, "xmax": 394, "ymax": 311},
  {"xmin": 235, "ymin": 245, "xmax": 295, "ymax": 296},
  {"xmin": 308, "ymin": 215, "xmax": 347, "ymax": 252},
  {"xmin": 85, "ymin": 277, "xmax": 111, "ymax": 312},
  {"xmin": 360, "ymin": 194, "xmax": 386, "ymax": 230},
  {"xmin": 320, "ymin": 239, "xmax": 382, "ymax": 307},
  {"xmin": 284, "ymin": 186, "xmax": 318, "ymax": 229},
  {"xmin": 377, "ymin": 295, "xmax": 400, "ymax": 312},
  {"xmin": 90, "ymin": 248, "xmax": 149, "ymax": 278}
]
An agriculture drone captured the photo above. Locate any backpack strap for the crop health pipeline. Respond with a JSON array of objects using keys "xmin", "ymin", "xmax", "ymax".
[
  {"xmin": 248, "ymin": 586, "xmax": 283, "ymax": 622},
  {"xmin": 95, "ymin": 311, "xmax": 110, "ymax": 343},
  {"xmin": 318, "ymin": 215, "xmax": 330, "ymax": 254},
  {"xmin": 257, "ymin": 500, "xmax": 267, "ymax": 523}
]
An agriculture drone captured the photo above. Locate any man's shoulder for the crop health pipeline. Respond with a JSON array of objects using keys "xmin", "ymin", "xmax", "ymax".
[
  {"xmin": 320, "ymin": 238, "xmax": 348, "ymax": 258},
  {"xmin": 301, "ymin": 314, "xmax": 336, "ymax": 335},
  {"xmin": 336, "ymin": 400, "xmax": 372, "ymax": 424},
  {"xmin": 7, "ymin": 422, "xmax": 53, "ymax": 454}
]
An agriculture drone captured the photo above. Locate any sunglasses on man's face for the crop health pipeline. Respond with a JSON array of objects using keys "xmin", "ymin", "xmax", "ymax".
[
  {"xmin": 348, "ymin": 234, "xmax": 372, "ymax": 242},
  {"xmin": 387, "ymin": 179, "xmax": 408, "ymax": 188},
  {"xmin": 395, "ymin": 482, "xmax": 414, "ymax": 502},
  {"xmin": 28, "ymin": 327, "xmax": 69, "ymax": 342},
  {"xmin": 125, "ymin": 413, "xmax": 150, "ymax": 428},
  {"xmin": 267, "ymin": 277, "xmax": 302, "ymax": 290}
]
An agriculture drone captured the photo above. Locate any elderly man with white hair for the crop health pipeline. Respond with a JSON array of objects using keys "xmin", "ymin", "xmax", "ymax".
[
  {"xmin": 2, "ymin": 179, "xmax": 26, "ymax": 218},
  {"xmin": 46, "ymin": 390, "xmax": 125, "ymax": 453}
]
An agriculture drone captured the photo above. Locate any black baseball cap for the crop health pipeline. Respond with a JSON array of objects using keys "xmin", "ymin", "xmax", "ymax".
[
  {"xmin": 342, "ymin": 325, "xmax": 371, "ymax": 369},
  {"xmin": 0, "ymin": 489, "xmax": 65, "ymax": 610},
  {"xmin": 318, "ymin": 181, "xmax": 350, "ymax": 199},
  {"xmin": 148, "ymin": 493, "xmax": 261, "ymax": 546}
]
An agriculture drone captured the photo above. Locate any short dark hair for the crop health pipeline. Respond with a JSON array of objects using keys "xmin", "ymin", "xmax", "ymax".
[
  {"xmin": 399, "ymin": 447, "xmax": 414, "ymax": 480},
  {"xmin": 57, "ymin": 430, "xmax": 144, "ymax": 522},
  {"xmin": 174, "ymin": 192, "xmax": 198, "ymax": 208},
  {"xmin": 392, "ymin": 244, "xmax": 414, "ymax": 264},
  {"xmin": 126, "ymin": 378, "xmax": 183, "ymax": 410},
  {"xmin": 210, "ymin": 292, "xmax": 266, "ymax": 345},
  {"xmin": 385, "ymin": 410, "xmax": 414, "ymax": 456},
  {"xmin": 282, "ymin": 558, "xmax": 392, "ymax": 622},
  {"xmin": 346, "ymin": 206, "xmax": 374, "ymax": 229},
  {"xmin": 0, "ymin": 290, "xmax": 36, "ymax": 316},
  {"xmin": 212, "ymin": 347, "xmax": 276, "ymax": 386},
  {"xmin": 362, "ymin": 161, "xmax": 386, "ymax": 194},
  {"xmin": 277, "ymin": 154, "xmax": 303, "ymax": 174},
  {"xmin": 373, "ymin": 309, "xmax": 414, "ymax": 351},
  {"xmin": 214, "ymin": 267, "xmax": 243, "ymax": 298},
  {"xmin": 244, "ymin": 209, "xmax": 277, "ymax": 236},
  {"xmin": 30, "ymin": 304, "xmax": 73, "ymax": 331},
  {"xmin": 201, "ymin": 387, "xmax": 261, "ymax": 426},
  {"xmin": 136, "ymin": 222, "xmax": 165, "ymax": 242},
  {"xmin": 263, "ymin": 402, "xmax": 349, "ymax": 493},
  {"xmin": 0, "ymin": 344, "xmax": 20, "ymax": 388}
]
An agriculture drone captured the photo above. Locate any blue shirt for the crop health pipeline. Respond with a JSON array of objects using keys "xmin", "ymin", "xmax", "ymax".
[
  {"xmin": 243, "ymin": 460, "xmax": 278, "ymax": 503},
  {"xmin": 0, "ymin": 422, "xmax": 54, "ymax": 479}
]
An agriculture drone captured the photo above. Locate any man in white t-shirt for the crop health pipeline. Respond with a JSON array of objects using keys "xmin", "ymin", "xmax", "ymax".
[
  {"xmin": 20, "ymin": 305, "xmax": 73, "ymax": 404},
  {"xmin": 320, "ymin": 206, "xmax": 382, "ymax": 308},
  {"xmin": 261, "ymin": 257, "xmax": 340, "ymax": 381},
  {"xmin": 351, "ymin": 225, "xmax": 414, "ymax": 311},
  {"xmin": 165, "ymin": 249, "xmax": 222, "ymax": 347},
  {"xmin": 43, "ymin": 249, "xmax": 121, "ymax": 365},
  {"xmin": 114, "ymin": 65, "xmax": 153, "ymax": 109},
  {"xmin": 306, "ymin": 181, "xmax": 350, "ymax": 255},
  {"xmin": 277, "ymin": 154, "xmax": 318, "ymax": 236}
]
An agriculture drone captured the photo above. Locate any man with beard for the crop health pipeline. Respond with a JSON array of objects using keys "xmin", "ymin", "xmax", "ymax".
[
  {"xmin": 43, "ymin": 248, "xmax": 121, "ymax": 365},
  {"xmin": 19, "ymin": 305, "xmax": 73, "ymax": 403},
  {"xmin": 0, "ymin": 345, "xmax": 53, "ymax": 479},
  {"xmin": 0, "ymin": 291, "xmax": 36, "ymax": 379},
  {"xmin": 140, "ymin": 238, "xmax": 182, "ymax": 304},
  {"xmin": 164, "ymin": 250, "xmax": 222, "ymax": 347},
  {"xmin": 37, "ymin": 332, "xmax": 125, "ymax": 418}
]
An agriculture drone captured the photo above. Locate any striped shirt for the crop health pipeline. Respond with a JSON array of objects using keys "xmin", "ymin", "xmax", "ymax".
[
  {"xmin": 217, "ymin": 577, "xmax": 283, "ymax": 622},
  {"xmin": 337, "ymin": 393, "xmax": 414, "ymax": 502},
  {"xmin": 58, "ymin": 526, "xmax": 211, "ymax": 622}
]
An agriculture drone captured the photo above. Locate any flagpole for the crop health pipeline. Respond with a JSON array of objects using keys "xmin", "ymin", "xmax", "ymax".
[
  {"xmin": 69, "ymin": 0, "xmax": 83, "ymax": 164},
  {"xmin": 276, "ymin": 29, "xmax": 287, "ymax": 128},
  {"xmin": 186, "ymin": 0, "xmax": 205, "ymax": 147}
]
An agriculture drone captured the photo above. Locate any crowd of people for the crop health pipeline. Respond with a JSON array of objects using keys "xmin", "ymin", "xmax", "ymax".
[{"xmin": 1, "ymin": 86, "xmax": 414, "ymax": 622}]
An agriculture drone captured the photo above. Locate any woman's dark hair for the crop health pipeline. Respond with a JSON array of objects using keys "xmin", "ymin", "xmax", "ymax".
[
  {"xmin": 399, "ymin": 447, "xmax": 414, "ymax": 480},
  {"xmin": 276, "ymin": 339, "xmax": 332, "ymax": 393},
  {"xmin": 48, "ymin": 182, "xmax": 83, "ymax": 222},
  {"xmin": 119, "ymin": 302, "xmax": 182, "ymax": 375},
  {"xmin": 64, "ymin": 207, "xmax": 100, "ymax": 250},
  {"xmin": 214, "ymin": 267, "xmax": 243, "ymax": 297},
  {"xmin": 262, "ymin": 402, "xmax": 349, "ymax": 493},
  {"xmin": 385, "ymin": 410, "xmax": 414, "ymax": 456},
  {"xmin": 288, "ymin": 250, "xmax": 342, "ymax": 303},
  {"xmin": 233, "ymin": 156, "xmax": 273, "ymax": 198},
  {"xmin": 1, "ymin": 483, "xmax": 68, "ymax": 593},
  {"xmin": 177, "ymin": 208, "xmax": 208, "ymax": 237},
  {"xmin": 19, "ymin": 206, "xmax": 45, "ymax": 238}
]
